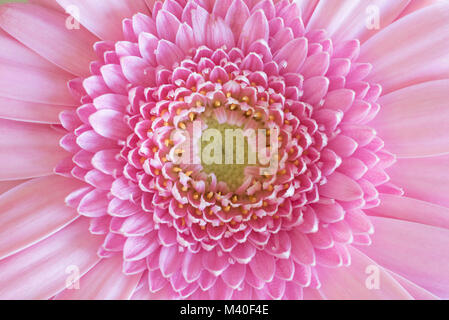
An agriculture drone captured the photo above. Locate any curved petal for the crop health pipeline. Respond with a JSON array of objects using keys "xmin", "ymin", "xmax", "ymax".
[
  {"xmin": 0, "ymin": 29, "xmax": 61, "ymax": 73},
  {"xmin": 89, "ymin": 110, "xmax": 131, "ymax": 141},
  {"xmin": 0, "ymin": 61, "xmax": 76, "ymax": 105},
  {"xmin": 317, "ymin": 246, "xmax": 413, "ymax": 299},
  {"xmin": 295, "ymin": 0, "xmax": 319, "ymax": 24},
  {"xmin": 360, "ymin": 3, "xmax": 449, "ymax": 94},
  {"xmin": 55, "ymin": 0, "xmax": 149, "ymax": 41},
  {"xmin": 319, "ymin": 171, "xmax": 363, "ymax": 201},
  {"xmin": 396, "ymin": 0, "xmax": 442, "ymax": 20},
  {"xmin": 388, "ymin": 270, "xmax": 439, "ymax": 300},
  {"xmin": 358, "ymin": 217, "xmax": 449, "ymax": 298},
  {"xmin": 0, "ymin": 175, "xmax": 84, "ymax": 260},
  {"xmin": 374, "ymin": 80, "xmax": 449, "ymax": 158},
  {"xmin": 0, "ymin": 218, "xmax": 102, "ymax": 299},
  {"xmin": 387, "ymin": 154, "xmax": 449, "ymax": 207},
  {"xmin": 307, "ymin": 0, "xmax": 410, "ymax": 43},
  {"xmin": 0, "ymin": 3, "xmax": 98, "ymax": 77},
  {"xmin": 0, "ymin": 179, "xmax": 27, "ymax": 195},
  {"xmin": 0, "ymin": 119, "xmax": 69, "ymax": 181},
  {"xmin": 0, "ymin": 96, "xmax": 68, "ymax": 124},
  {"xmin": 367, "ymin": 194, "xmax": 449, "ymax": 230},
  {"xmin": 55, "ymin": 255, "xmax": 141, "ymax": 300}
]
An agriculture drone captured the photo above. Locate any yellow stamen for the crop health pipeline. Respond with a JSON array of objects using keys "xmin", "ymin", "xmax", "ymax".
[{"xmin": 173, "ymin": 167, "xmax": 182, "ymax": 173}]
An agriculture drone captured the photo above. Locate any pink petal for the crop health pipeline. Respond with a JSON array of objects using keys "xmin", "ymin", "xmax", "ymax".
[
  {"xmin": 225, "ymin": 0, "xmax": 250, "ymax": 41},
  {"xmin": 0, "ymin": 218, "xmax": 102, "ymax": 299},
  {"xmin": 388, "ymin": 154, "xmax": 449, "ymax": 207},
  {"xmin": 273, "ymin": 37, "xmax": 308, "ymax": 73},
  {"xmin": 360, "ymin": 3, "xmax": 449, "ymax": 93},
  {"xmin": 55, "ymin": 0, "xmax": 149, "ymax": 41},
  {"xmin": 358, "ymin": 217, "xmax": 449, "ymax": 298},
  {"xmin": 0, "ymin": 3, "xmax": 98, "ymax": 77},
  {"xmin": 0, "ymin": 119, "xmax": 68, "ymax": 180},
  {"xmin": 308, "ymin": 0, "xmax": 409, "ymax": 43},
  {"xmin": 0, "ymin": 96, "xmax": 67, "ymax": 124},
  {"xmin": 89, "ymin": 110, "xmax": 130, "ymax": 141},
  {"xmin": 319, "ymin": 172, "xmax": 363, "ymax": 201},
  {"xmin": 374, "ymin": 80, "xmax": 449, "ymax": 158},
  {"xmin": 238, "ymin": 9, "xmax": 268, "ymax": 52},
  {"xmin": 156, "ymin": 9, "xmax": 180, "ymax": 42},
  {"xmin": 318, "ymin": 246, "xmax": 413, "ymax": 299},
  {"xmin": 367, "ymin": 194, "xmax": 449, "ymax": 230},
  {"xmin": 0, "ymin": 175, "xmax": 83, "ymax": 259},
  {"xmin": 56, "ymin": 255, "xmax": 141, "ymax": 300},
  {"xmin": 249, "ymin": 251, "xmax": 275, "ymax": 282},
  {"xmin": 120, "ymin": 56, "xmax": 156, "ymax": 87},
  {"xmin": 0, "ymin": 60, "xmax": 76, "ymax": 105},
  {"xmin": 388, "ymin": 270, "xmax": 439, "ymax": 300}
]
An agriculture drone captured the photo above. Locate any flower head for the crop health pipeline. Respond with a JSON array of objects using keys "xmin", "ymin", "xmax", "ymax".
[{"xmin": 0, "ymin": 0, "xmax": 449, "ymax": 300}]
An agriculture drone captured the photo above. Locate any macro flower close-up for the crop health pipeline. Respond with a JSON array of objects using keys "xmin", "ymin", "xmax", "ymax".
[{"xmin": 0, "ymin": 0, "xmax": 448, "ymax": 301}]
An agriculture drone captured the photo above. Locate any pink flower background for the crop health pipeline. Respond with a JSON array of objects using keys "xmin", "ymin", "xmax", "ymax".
[{"xmin": 0, "ymin": 0, "xmax": 448, "ymax": 300}]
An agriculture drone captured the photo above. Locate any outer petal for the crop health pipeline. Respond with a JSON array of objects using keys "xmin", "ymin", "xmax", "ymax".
[
  {"xmin": 0, "ymin": 119, "xmax": 68, "ymax": 181},
  {"xmin": 360, "ymin": 3, "xmax": 449, "ymax": 93},
  {"xmin": 0, "ymin": 96, "xmax": 67, "ymax": 124},
  {"xmin": 358, "ymin": 217, "xmax": 449, "ymax": 298},
  {"xmin": 367, "ymin": 194, "xmax": 449, "ymax": 230},
  {"xmin": 373, "ymin": 80, "xmax": 449, "ymax": 158},
  {"xmin": 387, "ymin": 154, "xmax": 449, "ymax": 207},
  {"xmin": 307, "ymin": 0, "xmax": 410, "ymax": 43},
  {"xmin": 0, "ymin": 179, "xmax": 27, "ymax": 195},
  {"xmin": 0, "ymin": 61, "xmax": 76, "ymax": 105},
  {"xmin": 388, "ymin": 270, "xmax": 439, "ymax": 300},
  {"xmin": 55, "ymin": 255, "xmax": 141, "ymax": 300},
  {"xmin": 55, "ymin": 0, "xmax": 149, "ymax": 41},
  {"xmin": 0, "ymin": 3, "xmax": 98, "ymax": 77},
  {"xmin": 0, "ymin": 218, "xmax": 102, "ymax": 299},
  {"xmin": 0, "ymin": 175, "xmax": 84, "ymax": 260},
  {"xmin": 318, "ymin": 246, "xmax": 413, "ymax": 299}
]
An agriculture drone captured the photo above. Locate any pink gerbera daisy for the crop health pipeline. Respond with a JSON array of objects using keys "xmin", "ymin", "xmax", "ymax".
[{"xmin": 0, "ymin": 0, "xmax": 448, "ymax": 300}]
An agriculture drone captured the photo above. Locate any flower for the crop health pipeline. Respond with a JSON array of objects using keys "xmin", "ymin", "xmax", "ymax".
[{"xmin": 0, "ymin": 0, "xmax": 448, "ymax": 300}]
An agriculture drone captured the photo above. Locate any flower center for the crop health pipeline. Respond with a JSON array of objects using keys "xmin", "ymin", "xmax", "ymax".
[{"xmin": 199, "ymin": 118, "xmax": 254, "ymax": 192}]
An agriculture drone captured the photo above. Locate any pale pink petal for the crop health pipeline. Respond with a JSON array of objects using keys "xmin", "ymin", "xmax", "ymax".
[
  {"xmin": 0, "ymin": 119, "xmax": 68, "ymax": 180},
  {"xmin": 55, "ymin": 0, "xmax": 149, "ymax": 41},
  {"xmin": 358, "ymin": 217, "xmax": 449, "ymax": 298},
  {"xmin": 0, "ymin": 179, "xmax": 27, "ymax": 195},
  {"xmin": 55, "ymin": 255, "xmax": 141, "ymax": 300},
  {"xmin": 318, "ymin": 246, "xmax": 413, "ymax": 299},
  {"xmin": 0, "ymin": 175, "xmax": 84, "ymax": 260},
  {"xmin": 0, "ymin": 96, "xmax": 68, "ymax": 124},
  {"xmin": 0, "ymin": 218, "xmax": 102, "ymax": 299},
  {"xmin": 0, "ymin": 61, "xmax": 76, "ymax": 105},
  {"xmin": 0, "ymin": 3, "xmax": 98, "ymax": 77},
  {"xmin": 89, "ymin": 110, "xmax": 131, "ymax": 141},
  {"xmin": 308, "ymin": 0, "xmax": 410, "ymax": 43},
  {"xmin": 396, "ymin": 0, "xmax": 443, "ymax": 20},
  {"xmin": 388, "ymin": 154, "xmax": 449, "ymax": 207},
  {"xmin": 388, "ymin": 270, "xmax": 439, "ymax": 300},
  {"xmin": 367, "ymin": 194, "xmax": 449, "ymax": 230},
  {"xmin": 319, "ymin": 172, "xmax": 363, "ymax": 201},
  {"xmin": 360, "ymin": 3, "xmax": 449, "ymax": 93},
  {"xmin": 374, "ymin": 80, "xmax": 449, "ymax": 158},
  {"xmin": 0, "ymin": 29, "xmax": 61, "ymax": 73}
]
